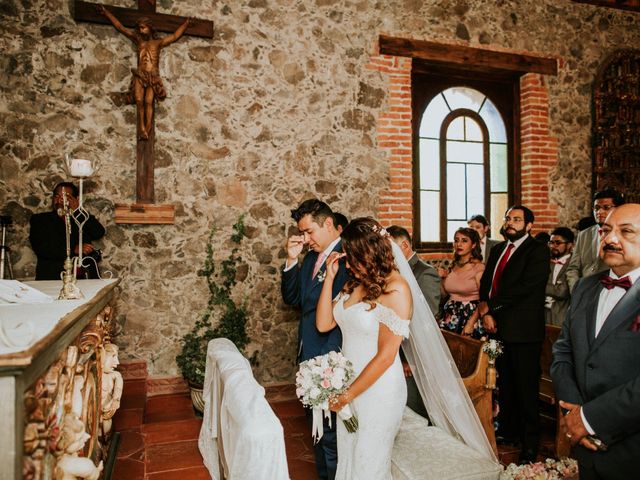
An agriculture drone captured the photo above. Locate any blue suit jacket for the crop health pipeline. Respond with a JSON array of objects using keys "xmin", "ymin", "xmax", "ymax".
[
  {"xmin": 551, "ymin": 272, "xmax": 640, "ymax": 475},
  {"xmin": 281, "ymin": 241, "xmax": 349, "ymax": 362}
]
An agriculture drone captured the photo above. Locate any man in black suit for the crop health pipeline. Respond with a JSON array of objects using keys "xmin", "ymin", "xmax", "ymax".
[
  {"xmin": 281, "ymin": 199, "xmax": 349, "ymax": 480},
  {"xmin": 29, "ymin": 182, "xmax": 105, "ymax": 280},
  {"xmin": 551, "ymin": 203, "xmax": 640, "ymax": 480},
  {"xmin": 477, "ymin": 205, "xmax": 550, "ymax": 463}
]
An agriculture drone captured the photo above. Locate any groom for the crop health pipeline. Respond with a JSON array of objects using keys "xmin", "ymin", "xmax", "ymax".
[{"xmin": 281, "ymin": 199, "xmax": 349, "ymax": 480}]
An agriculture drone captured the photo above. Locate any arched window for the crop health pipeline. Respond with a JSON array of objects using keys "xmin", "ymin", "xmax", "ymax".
[{"xmin": 416, "ymin": 85, "xmax": 511, "ymax": 246}]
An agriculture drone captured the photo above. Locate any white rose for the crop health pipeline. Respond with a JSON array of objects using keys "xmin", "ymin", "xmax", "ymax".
[
  {"xmin": 309, "ymin": 387, "xmax": 321, "ymax": 399},
  {"xmin": 330, "ymin": 376, "xmax": 344, "ymax": 390}
]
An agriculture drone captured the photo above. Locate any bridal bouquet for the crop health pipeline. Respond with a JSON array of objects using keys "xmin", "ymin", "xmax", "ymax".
[{"xmin": 296, "ymin": 351, "xmax": 359, "ymax": 442}]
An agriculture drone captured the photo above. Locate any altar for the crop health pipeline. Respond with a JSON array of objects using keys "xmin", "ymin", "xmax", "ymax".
[{"xmin": 0, "ymin": 279, "xmax": 120, "ymax": 480}]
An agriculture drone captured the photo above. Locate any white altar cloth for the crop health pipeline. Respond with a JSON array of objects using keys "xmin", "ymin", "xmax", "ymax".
[
  {"xmin": 0, "ymin": 280, "xmax": 119, "ymax": 355},
  {"xmin": 199, "ymin": 338, "xmax": 290, "ymax": 480}
]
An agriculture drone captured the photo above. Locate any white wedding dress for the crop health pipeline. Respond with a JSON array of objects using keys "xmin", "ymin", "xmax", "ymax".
[{"xmin": 333, "ymin": 292, "xmax": 410, "ymax": 480}]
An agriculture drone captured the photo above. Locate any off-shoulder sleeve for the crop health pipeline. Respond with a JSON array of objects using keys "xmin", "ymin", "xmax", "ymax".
[{"xmin": 375, "ymin": 304, "xmax": 410, "ymax": 338}]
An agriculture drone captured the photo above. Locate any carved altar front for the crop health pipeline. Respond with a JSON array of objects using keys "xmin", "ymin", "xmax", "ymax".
[{"xmin": 0, "ymin": 279, "xmax": 120, "ymax": 480}]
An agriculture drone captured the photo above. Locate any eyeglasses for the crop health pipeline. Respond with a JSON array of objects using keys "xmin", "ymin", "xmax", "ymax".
[
  {"xmin": 548, "ymin": 240, "xmax": 568, "ymax": 246},
  {"xmin": 593, "ymin": 205, "xmax": 614, "ymax": 212}
]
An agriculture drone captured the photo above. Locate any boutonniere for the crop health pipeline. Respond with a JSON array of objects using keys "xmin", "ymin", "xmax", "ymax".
[
  {"xmin": 317, "ymin": 270, "xmax": 326, "ymax": 283},
  {"xmin": 629, "ymin": 314, "xmax": 640, "ymax": 332}
]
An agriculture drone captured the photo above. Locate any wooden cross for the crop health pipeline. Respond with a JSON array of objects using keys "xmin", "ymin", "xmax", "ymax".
[{"xmin": 74, "ymin": 1, "xmax": 213, "ymax": 223}]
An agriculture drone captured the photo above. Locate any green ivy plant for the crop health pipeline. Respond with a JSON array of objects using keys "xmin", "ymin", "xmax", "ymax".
[{"xmin": 176, "ymin": 215, "xmax": 250, "ymax": 386}]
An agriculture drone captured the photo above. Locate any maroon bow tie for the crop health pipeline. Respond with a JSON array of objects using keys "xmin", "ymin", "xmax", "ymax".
[{"xmin": 600, "ymin": 275, "xmax": 633, "ymax": 290}]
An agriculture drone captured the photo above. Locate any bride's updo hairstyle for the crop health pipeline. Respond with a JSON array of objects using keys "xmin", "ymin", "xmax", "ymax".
[{"xmin": 341, "ymin": 217, "xmax": 397, "ymax": 308}]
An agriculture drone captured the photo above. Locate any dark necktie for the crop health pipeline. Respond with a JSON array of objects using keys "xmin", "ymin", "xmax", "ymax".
[
  {"xmin": 600, "ymin": 275, "xmax": 632, "ymax": 291},
  {"xmin": 490, "ymin": 243, "xmax": 514, "ymax": 298}
]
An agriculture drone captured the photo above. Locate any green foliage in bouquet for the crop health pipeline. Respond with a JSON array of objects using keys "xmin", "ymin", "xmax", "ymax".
[{"xmin": 176, "ymin": 215, "xmax": 250, "ymax": 386}]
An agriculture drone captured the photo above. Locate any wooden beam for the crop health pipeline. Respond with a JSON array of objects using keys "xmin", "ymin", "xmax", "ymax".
[
  {"xmin": 379, "ymin": 35, "xmax": 558, "ymax": 76},
  {"xmin": 73, "ymin": 1, "xmax": 214, "ymax": 38},
  {"xmin": 571, "ymin": 0, "xmax": 640, "ymax": 12}
]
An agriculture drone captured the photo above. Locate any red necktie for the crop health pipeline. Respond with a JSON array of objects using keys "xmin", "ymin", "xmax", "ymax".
[
  {"xmin": 600, "ymin": 275, "xmax": 632, "ymax": 291},
  {"xmin": 491, "ymin": 243, "xmax": 514, "ymax": 298}
]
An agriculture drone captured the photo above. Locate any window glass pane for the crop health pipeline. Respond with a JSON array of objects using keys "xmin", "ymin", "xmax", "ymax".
[
  {"xmin": 465, "ymin": 117, "xmax": 483, "ymax": 141},
  {"xmin": 442, "ymin": 87, "xmax": 485, "ymax": 112},
  {"xmin": 479, "ymin": 98, "xmax": 507, "ymax": 143},
  {"xmin": 490, "ymin": 193, "xmax": 509, "ymax": 239},
  {"xmin": 419, "ymin": 94, "xmax": 450, "ymax": 138},
  {"xmin": 446, "ymin": 163, "xmax": 466, "ymax": 220},
  {"xmin": 420, "ymin": 191, "xmax": 440, "ymax": 242},
  {"xmin": 419, "ymin": 138, "xmax": 440, "ymax": 190},
  {"xmin": 490, "ymin": 143, "xmax": 508, "ymax": 192},
  {"xmin": 447, "ymin": 220, "xmax": 468, "ymax": 241},
  {"xmin": 447, "ymin": 117, "xmax": 464, "ymax": 140},
  {"xmin": 447, "ymin": 140, "xmax": 483, "ymax": 164},
  {"xmin": 466, "ymin": 164, "xmax": 484, "ymax": 216}
]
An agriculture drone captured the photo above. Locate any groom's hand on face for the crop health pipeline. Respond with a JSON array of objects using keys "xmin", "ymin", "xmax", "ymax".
[{"xmin": 286, "ymin": 235, "xmax": 305, "ymax": 261}]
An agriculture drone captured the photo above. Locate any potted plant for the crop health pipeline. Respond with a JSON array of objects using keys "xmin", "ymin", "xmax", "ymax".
[{"xmin": 176, "ymin": 215, "xmax": 250, "ymax": 411}]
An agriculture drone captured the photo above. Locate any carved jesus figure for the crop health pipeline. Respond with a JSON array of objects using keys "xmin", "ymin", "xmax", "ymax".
[{"xmin": 98, "ymin": 6, "xmax": 192, "ymax": 140}]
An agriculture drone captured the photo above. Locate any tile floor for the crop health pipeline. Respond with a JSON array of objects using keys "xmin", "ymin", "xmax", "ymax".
[{"xmin": 111, "ymin": 380, "xmax": 557, "ymax": 479}]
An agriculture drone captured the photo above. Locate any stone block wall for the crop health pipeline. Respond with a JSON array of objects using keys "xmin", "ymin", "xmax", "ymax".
[{"xmin": 1, "ymin": 0, "xmax": 638, "ymax": 382}]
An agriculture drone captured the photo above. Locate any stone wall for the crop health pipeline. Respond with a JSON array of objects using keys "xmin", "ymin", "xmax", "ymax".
[{"xmin": 1, "ymin": 0, "xmax": 638, "ymax": 382}]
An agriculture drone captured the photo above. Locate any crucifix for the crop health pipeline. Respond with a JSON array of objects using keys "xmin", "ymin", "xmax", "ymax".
[{"xmin": 74, "ymin": 1, "xmax": 213, "ymax": 224}]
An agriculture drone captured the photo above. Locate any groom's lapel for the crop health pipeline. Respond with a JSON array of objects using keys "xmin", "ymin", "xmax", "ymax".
[{"xmin": 309, "ymin": 239, "xmax": 342, "ymax": 291}]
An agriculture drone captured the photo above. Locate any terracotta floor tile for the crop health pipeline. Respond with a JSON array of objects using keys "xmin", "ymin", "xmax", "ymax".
[
  {"xmin": 117, "ymin": 429, "xmax": 145, "ymax": 459},
  {"xmin": 270, "ymin": 398, "xmax": 306, "ymax": 418},
  {"xmin": 143, "ymin": 418, "xmax": 202, "ymax": 445},
  {"xmin": 265, "ymin": 383, "xmax": 298, "ymax": 402},
  {"xmin": 281, "ymin": 414, "xmax": 310, "ymax": 435},
  {"xmin": 146, "ymin": 440, "xmax": 205, "ymax": 473},
  {"xmin": 287, "ymin": 458, "xmax": 318, "ymax": 480},
  {"xmin": 123, "ymin": 378, "xmax": 148, "ymax": 396},
  {"xmin": 114, "ymin": 408, "xmax": 145, "ymax": 431},
  {"xmin": 284, "ymin": 435, "xmax": 316, "ymax": 462},
  {"xmin": 121, "ymin": 392, "xmax": 147, "ymax": 410},
  {"xmin": 112, "ymin": 457, "xmax": 145, "ymax": 480},
  {"xmin": 146, "ymin": 465, "xmax": 211, "ymax": 480}
]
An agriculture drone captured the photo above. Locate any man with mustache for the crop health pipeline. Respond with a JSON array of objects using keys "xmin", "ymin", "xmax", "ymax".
[
  {"xmin": 552, "ymin": 204, "xmax": 640, "ymax": 479},
  {"xmin": 566, "ymin": 188, "xmax": 625, "ymax": 292},
  {"xmin": 477, "ymin": 205, "xmax": 550, "ymax": 463}
]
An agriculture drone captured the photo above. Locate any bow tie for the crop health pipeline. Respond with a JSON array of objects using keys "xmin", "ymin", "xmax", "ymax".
[
  {"xmin": 551, "ymin": 259, "xmax": 566, "ymax": 265},
  {"xmin": 600, "ymin": 275, "xmax": 633, "ymax": 291}
]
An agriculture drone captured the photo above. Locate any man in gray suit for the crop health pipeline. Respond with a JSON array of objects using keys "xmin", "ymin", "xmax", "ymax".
[
  {"xmin": 545, "ymin": 227, "xmax": 574, "ymax": 326},
  {"xmin": 468, "ymin": 214, "xmax": 501, "ymax": 264},
  {"xmin": 566, "ymin": 188, "xmax": 625, "ymax": 292},
  {"xmin": 388, "ymin": 225, "xmax": 440, "ymax": 419},
  {"xmin": 551, "ymin": 204, "xmax": 640, "ymax": 479}
]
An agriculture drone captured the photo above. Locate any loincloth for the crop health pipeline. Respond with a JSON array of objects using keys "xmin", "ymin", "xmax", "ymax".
[{"xmin": 127, "ymin": 68, "xmax": 167, "ymax": 103}]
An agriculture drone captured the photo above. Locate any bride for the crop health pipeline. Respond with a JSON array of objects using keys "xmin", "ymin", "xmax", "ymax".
[
  {"xmin": 316, "ymin": 217, "xmax": 497, "ymax": 479},
  {"xmin": 316, "ymin": 217, "xmax": 412, "ymax": 479}
]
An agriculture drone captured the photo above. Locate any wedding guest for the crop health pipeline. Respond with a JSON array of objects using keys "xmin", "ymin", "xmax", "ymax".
[
  {"xmin": 566, "ymin": 188, "xmax": 625, "ymax": 292},
  {"xmin": 438, "ymin": 228, "xmax": 486, "ymax": 338},
  {"xmin": 545, "ymin": 227, "xmax": 574, "ymax": 326},
  {"xmin": 388, "ymin": 225, "xmax": 440, "ymax": 419},
  {"xmin": 334, "ymin": 212, "xmax": 349, "ymax": 234},
  {"xmin": 468, "ymin": 214, "xmax": 500, "ymax": 264},
  {"xmin": 552, "ymin": 204, "xmax": 640, "ymax": 480},
  {"xmin": 535, "ymin": 231, "xmax": 551, "ymax": 244},
  {"xmin": 576, "ymin": 216, "xmax": 596, "ymax": 232},
  {"xmin": 281, "ymin": 198, "xmax": 349, "ymax": 480},
  {"xmin": 29, "ymin": 182, "xmax": 105, "ymax": 280},
  {"xmin": 477, "ymin": 205, "xmax": 549, "ymax": 463}
]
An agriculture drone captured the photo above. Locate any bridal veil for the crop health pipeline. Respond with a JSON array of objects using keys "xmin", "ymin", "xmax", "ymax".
[{"xmin": 390, "ymin": 241, "xmax": 498, "ymax": 462}]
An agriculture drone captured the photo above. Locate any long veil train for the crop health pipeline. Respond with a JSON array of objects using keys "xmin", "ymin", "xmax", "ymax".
[{"xmin": 390, "ymin": 241, "xmax": 498, "ymax": 462}]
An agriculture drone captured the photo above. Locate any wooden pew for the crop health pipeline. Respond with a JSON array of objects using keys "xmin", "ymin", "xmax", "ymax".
[
  {"xmin": 441, "ymin": 330, "xmax": 498, "ymax": 455},
  {"xmin": 540, "ymin": 324, "xmax": 571, "ymax": 457}
]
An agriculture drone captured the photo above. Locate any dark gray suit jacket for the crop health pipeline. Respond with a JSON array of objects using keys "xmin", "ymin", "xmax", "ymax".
[
  {"xmin": 551, "ymin": 273, "xmax": 640, "ymax": 477},
  {"xmin": 408, "ymin": 253, "xmax": 440, "ymax": 315}
]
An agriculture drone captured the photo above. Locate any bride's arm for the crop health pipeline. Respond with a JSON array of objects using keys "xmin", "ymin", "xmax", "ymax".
[
  {"xmin": 316, "ymin": 252, "xmax": 345, "ymax": 332},
  {"xmin": 330, "ymin": 281, "xmax": 411, "ymax": 411}
]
